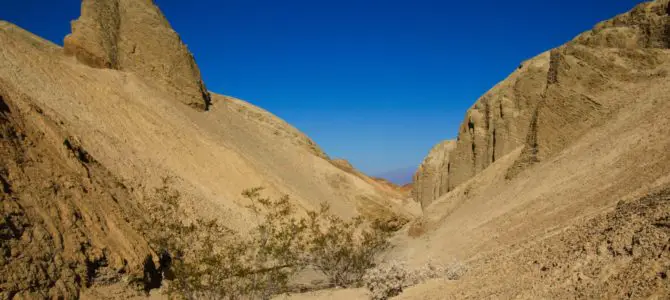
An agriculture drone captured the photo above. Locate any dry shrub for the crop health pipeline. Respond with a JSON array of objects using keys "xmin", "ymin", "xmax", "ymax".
[
  {"xmin": 407, "ymin": 219, "xmax": 427, "ymax": 238},
  {"xmin": 304, "ymin": 205, "xmax": 391, "ymax": 288},
  {"xmin": 138, "ymin": 180, "xmax": 392, "ymax": 299},
  {"xmin": 363, "ymin": 261, "xmax": 408, "ymax": 300},
  {"xmin": 362, "ymin": 260, "xmax": 467, "ymax": 300},
  {"xmin": 371, "ymin": 214, "xmax": 410, "ymax": 233},
  {"xmin": 140, "ymin": 179, "xmax": 269, "ymax": 299}
]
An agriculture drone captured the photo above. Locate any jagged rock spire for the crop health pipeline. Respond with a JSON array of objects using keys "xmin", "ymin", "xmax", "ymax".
[{"xmin": 64, "ymin": 0, "xmax": 212, "ymax": 110}]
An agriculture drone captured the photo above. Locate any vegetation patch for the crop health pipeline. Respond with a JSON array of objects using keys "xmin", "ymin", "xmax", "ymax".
[{"xmin": 138, "ymin": 178, "xmax": 394, "ymax": 299}]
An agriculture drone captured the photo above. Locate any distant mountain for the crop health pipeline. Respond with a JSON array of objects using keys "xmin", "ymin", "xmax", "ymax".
[{"xmin": 374, "ymin": 166, "xmax": 417, "ymax": 185}]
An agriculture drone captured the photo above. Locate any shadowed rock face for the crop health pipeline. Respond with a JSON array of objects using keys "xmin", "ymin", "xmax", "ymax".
[
  {"xmin": 413, "ymin": 0, "xmax": 670, "ymax": 208},
  {"xmin": 0, "ymin": 80, "xmax": 153, "ymax": 298},
  {"xmin": 64, "ymin": 0, "xmax": 211, "ymax": 111}
]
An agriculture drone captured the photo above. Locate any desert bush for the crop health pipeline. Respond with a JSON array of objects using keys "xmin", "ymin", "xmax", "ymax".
[
  {"xmin": 139, "ymin": 178, "xmax": 250, "ymax": 299},
  {"xmin": 363, "ymin": 261, "xmax": 409, "ymax": 300},
  {"xmin": 304, "ymin": 204, "xmax": 391, "ymax": 287},
  {"xmin": 407, "ymin": 218, "xmax": 428, "ymax": 238},
  {"xmin": 138, "ymin": 180, "xmax": 392, "ymax": 299},
  {"xmin": 370, "ymin": 214, "xmax": 410, "ymax": 233},
  {"xmin": 442, "ymin": 261, "xmax": 467, "ymax": 280},
  {"xmin": 362, "ymin": 260, "xmax": 467, "ymax": 300},
  {"xmin": 239, "ymin": 187, "xmax": 310, "ymax": 299}
]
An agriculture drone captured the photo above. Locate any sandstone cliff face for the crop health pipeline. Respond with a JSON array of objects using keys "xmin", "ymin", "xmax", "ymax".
[
  {"xmin": 413, "ymin": 0, "xmax": 670, "ymax": 208},
  {"xmin": 64, "ymin": 0, "xmax": 211, "ymax": 110},
  {"xmin": 388, "ymin": 3, "xmax": 670, "ymax": 298},
  {"xmin": 509, "ymin": 0, "xmax": 670, "ymax": 177},
  {"xmin": 412, "ymin": 140, "xmax": 456, "ymax": 209},
  {"xmin": 412, "ymin": 53, "xmax": 550, "ymax": 207}
]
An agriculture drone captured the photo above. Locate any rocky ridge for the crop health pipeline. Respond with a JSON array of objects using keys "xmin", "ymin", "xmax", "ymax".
[
  {"xmin": 413, "ymin": 0, "xmax": 670, "ymax": 207},
  {"xmin": 384, "ymin": 1, "xmax": 670, "ymax": 298}
]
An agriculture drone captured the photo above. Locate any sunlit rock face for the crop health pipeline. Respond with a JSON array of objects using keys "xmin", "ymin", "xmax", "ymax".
[{"xmin": 64, "ymin": 0, "xmax": 211, "ymax": 110}]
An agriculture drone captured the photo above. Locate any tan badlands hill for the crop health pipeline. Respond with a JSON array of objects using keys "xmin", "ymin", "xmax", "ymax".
[
  {"xmin": 395, "ymin": 0, "xmax": 670, "ymax": 298},
  {"xmin": 0, "ymin": 1, "xmax": 412, "ymax": 298},
  {"xmin": 414, "ymin": 0, "xmax": 670, "ymax": 208},
  {"xmin": 286, "ymin": 0, "xmax": 670, "ymax": 299},
  {"xmin": 2, "ymin": 0, "xmax": 670, "ymax": 299},
  {"xmin": 331, "ymin": 159, "xmax": 416, "ymax": 203}
]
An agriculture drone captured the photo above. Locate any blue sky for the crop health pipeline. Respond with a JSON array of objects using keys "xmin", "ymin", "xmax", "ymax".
[{"xmin": 3, "ymin": 0, "xmax": 643, "ymax": 182}]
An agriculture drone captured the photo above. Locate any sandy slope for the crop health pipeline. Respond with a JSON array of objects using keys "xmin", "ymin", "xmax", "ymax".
[
  {"xmin": 388, "ymin": 0, "xmax": 670, "ymax": 298},
  {"xmin": 394, "ymin": 188, "xmax": 670, "ymax": 299},
  {"xmin": 394, "ymin": 66, "xmax": 670, "ymax": 264},
  {"xmin": 3, "ymin": 0, "xmax": 670, "ymax": 298},
  {"xmin": 0, "ymin": 20, "xmax": 407, "ymax": 229},
  {"xmin": 0, "ymin": 19, "xmax": 408, "ymax": 297},
  {"xmin": 281, "ymin": 79, "xmax": 670, "ymax": 296},
  {"xmin": 283, "ymin": 0, "xmax": 670, "ymax": 299}
]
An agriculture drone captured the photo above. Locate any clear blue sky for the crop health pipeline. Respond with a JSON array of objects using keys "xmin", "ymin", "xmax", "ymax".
[{"xmin": 3, "ymin": 0, "xmax": 643, "ymax": 181}]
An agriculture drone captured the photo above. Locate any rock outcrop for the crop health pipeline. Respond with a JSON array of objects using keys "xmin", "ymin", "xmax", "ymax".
[
  {"xmin": 573, "ymin": 0, "xmax": 670, "ymax": 49},
  {"xmin": 509, "ymin": 0, "xmax": 670, "ymax": 178},
  {"xmin": 0, "ymin": 78, "xmax": 154, "ymax": 298},
  {"xmin": 412, "ymin": 140, "xmax": 456, "ymax": 209},
  {"xmin": 412, "ymin": 53, "xmax": 550, "ymax": 207},
  {"xmin": 63, "ymin": 0, "xmax": 211, "ymax": 110},
  {"xmin": 388, "ymin": 3, "xmax": 670, "ymax": 298},
  {"xmin": 413, "ymin": 0, "xmax": 670, "ymax": 208}
]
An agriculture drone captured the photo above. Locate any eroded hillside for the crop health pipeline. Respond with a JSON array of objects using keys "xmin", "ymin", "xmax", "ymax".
[
  {"xmin": 396, "ymin": 188, "xmax": 670, "ymax": 299},
  {"xmin": 397, "ymin": 0, "xmax": 670, "ymax": 297},
  {"xmin": 0, "ymin": 1, "xmax": 411, "ymax": 297},
  {"xmin": 2, "ymin": 0, "xmax": 670, "ymax": 299},
  {"xmin": 282, "ymin": 1, "xmax": 670, "ymax": 298},
  {"xmin": 0, "ymin": 77, "xmax": 155, "ymax": 298},
  {"xmin": 414, "ymin": 0, "xmax": 670, "ymax": 207}
]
